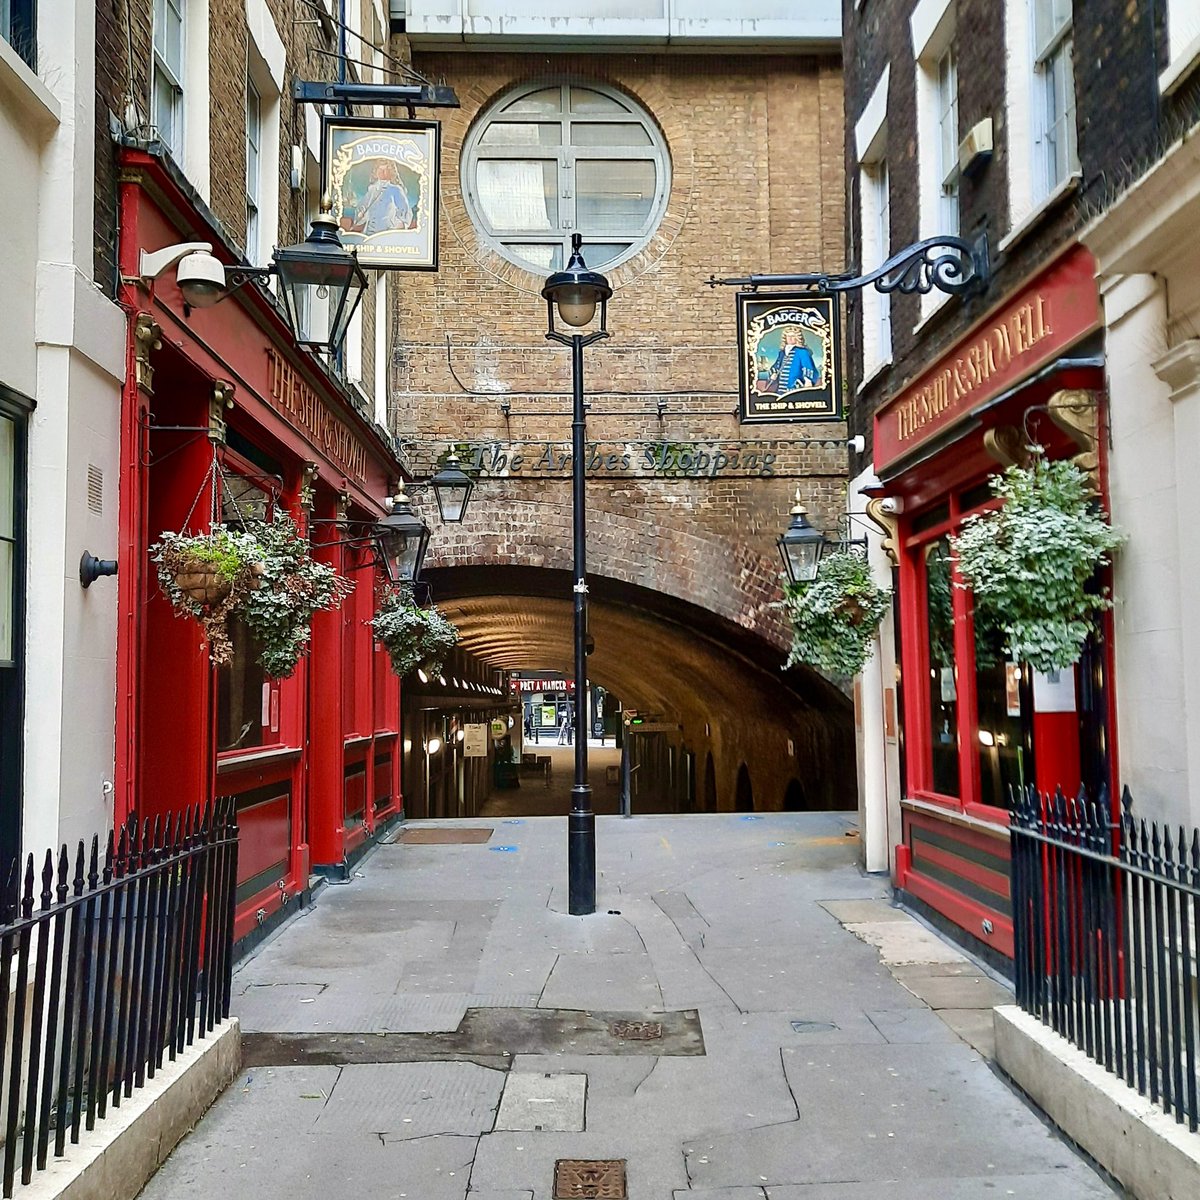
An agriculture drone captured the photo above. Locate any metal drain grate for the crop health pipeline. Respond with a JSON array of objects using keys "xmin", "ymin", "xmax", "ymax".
[
  {"xmin": 609, "ymin": 1019, "xmax": 662, "ymax": 1041},
  {"xmin": 554, "ymin": 1159, "xmax": 627, "ymax": 1199}
]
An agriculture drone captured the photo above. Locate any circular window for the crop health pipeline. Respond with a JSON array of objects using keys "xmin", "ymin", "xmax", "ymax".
[{"xmin": 461, "ymin": 81, "xmax": 672, "ymax": 276}]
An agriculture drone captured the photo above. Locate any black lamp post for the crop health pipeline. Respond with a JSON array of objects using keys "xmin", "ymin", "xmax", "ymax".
[
  {"xmin": 542, "ymin": 234, "xmax": 612, "ymax": 917},
  {"xmin": 778, "ymin": 490, "xmax": 827, "ymax": 585},
  {"xmin": 374, "ymin": 484, "xmax": 431, "ymax": 585}
]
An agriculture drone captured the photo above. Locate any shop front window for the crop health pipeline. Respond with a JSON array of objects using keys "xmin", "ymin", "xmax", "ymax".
[
  {"xmin": 215, "ymin": 468, "xmax": 275, "ymax": 755},
  {"xmin": 972, "ymin": 606, "xmax": 1033, "ymax": 809},
  {"xmin": 925, "ymin": 538, "xmax": 960, "ymax": 797}
]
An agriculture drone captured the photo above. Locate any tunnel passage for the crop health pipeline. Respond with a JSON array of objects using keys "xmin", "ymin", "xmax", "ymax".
[{"xmin": 425, "ymin": 565, "xmax": 855, "ymax": 814}]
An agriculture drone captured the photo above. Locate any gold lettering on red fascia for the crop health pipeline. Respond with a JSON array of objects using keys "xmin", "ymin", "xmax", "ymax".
[
  {"xmin": 265, "ymin": 349, "xmax": 368, "ymax": 484},
  {"xmin": 894, "ymin": 294, "xmax": 1053, "ymax": 444}
]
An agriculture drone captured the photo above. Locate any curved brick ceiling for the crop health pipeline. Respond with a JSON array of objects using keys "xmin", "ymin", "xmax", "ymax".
[{"xmin": 427, "ymin": 566, "xmax": 856, "ymax": 808}]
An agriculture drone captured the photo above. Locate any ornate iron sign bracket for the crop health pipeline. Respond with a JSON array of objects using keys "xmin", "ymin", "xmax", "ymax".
[{"xmin": 707, "ymin": 232, "xmax": 990, "ymax": 297}]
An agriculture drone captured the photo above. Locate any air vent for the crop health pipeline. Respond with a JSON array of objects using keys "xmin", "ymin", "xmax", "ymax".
[{"xmin": 87, "ymin": 465, "xmax": 103, "ymax": 515}]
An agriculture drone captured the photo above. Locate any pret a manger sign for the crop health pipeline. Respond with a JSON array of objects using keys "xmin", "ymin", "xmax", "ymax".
[{"xmin": 874, "ymin": 246, "xmax": 1101, "ymax": 471}]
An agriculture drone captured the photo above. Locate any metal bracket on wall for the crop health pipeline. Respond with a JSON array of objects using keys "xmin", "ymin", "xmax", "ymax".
[
  {"xmin": 133, "ymin": 314, "xmax": 162, "ymax": 395},
  {"xmin": 209, "ymin": 381, "xmax": 234, "ymax": 444},
  {"xmin": 706, "ymin": 232, "xmax": 991, "ymax": 298}
]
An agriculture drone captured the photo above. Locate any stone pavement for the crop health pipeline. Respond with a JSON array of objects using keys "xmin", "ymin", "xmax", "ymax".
[{"xmin": 139, "ymin": 813, "xmax": 1123, "ymax": 1199}]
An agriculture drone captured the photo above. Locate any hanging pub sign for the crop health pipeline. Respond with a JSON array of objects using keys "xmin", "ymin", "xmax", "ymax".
[
  {"xmin": 322, "ymin": 117, "xmax": 440, "ymax": 270},
  {"xmin": 736, "ymin": 292, "xmax": 841, "ymax": 423}
]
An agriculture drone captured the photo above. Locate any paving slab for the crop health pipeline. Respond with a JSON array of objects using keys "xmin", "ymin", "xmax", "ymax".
[
  {"xmin": 937, "ymin": 1007, "xmax": 998, "ymax": 1057},
  {"xmin": 495, "ymin": 1071, "xmax": 587, "ymax": 1132},
  {"xmin": 818, "ymin": 900, "xmax": 911, "ymax": 924},
  {"xmin": 841, "ymin": 920, "xmax": 970, "ymax": 965},
  {"xmin": 766, "ymin": 1175, "xmax": 1118, "ymax": 1199},
  {"xmin": 896, "ymin": 971, "xmax": 1013, "ymax": 1010},
  {"xmin": 315, "ymin": 1062, "xmax": 504, "ymax": 1139},
  {"xmin": 864, "ymin": 1008, "xmax": 961, "ymax": 1044},
  {"xmin": 685, "ymin": 1041, "xmax": 1088, "ymax": 1189}
]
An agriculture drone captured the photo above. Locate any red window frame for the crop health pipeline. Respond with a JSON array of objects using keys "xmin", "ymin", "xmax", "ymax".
[{"xmin": 899, "ymin": 483, "xmax": 1011, "ymax": 825}]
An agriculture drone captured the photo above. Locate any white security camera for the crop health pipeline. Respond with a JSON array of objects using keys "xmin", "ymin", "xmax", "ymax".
[
  {"xmin": 177, "ymin": 250, "xmax": 227, "ymax": 308},
  {"xmin": 880, "ymin": 496, "xmax": 903, "ymax": 515},
  {"xmin": 848, "ymin": 434, "xmax": 866, "ymax": 454}
]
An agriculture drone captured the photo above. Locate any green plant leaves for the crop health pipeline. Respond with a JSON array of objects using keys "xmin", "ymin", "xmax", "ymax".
[
  {"xmin": 951, "ymin": 456, "xmax": 1124, "ymax": 672},
  {"xmin": 151, "ymin": 513, "xmax": 353, "ymax": 677},
  {"xmin": 780, "ymin": 550, "xmax": 890, "ymax": 677},
  {"xmin": 371, "ymin": 588, "xmax": 460, "ymax": 677}
]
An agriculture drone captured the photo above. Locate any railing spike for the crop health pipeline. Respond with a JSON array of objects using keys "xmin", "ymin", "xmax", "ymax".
[
  {"xmin": 73, "ymin": 841, "xmax": 86, "ymax": 897},
  {"xmin": 39, "ymin": 849, "xmax": 54, "ymax": 910},
  {"xmin": 56, "ymin": 845, "xmax": 70, "ymax": 904}
]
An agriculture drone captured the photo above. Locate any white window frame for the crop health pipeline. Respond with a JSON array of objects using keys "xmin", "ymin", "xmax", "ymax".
[
  {"xmin": 912, "ymin": 0, "xmax": 958, "ymax": 322},
  {"xmin": 856, "ymin": 69, "xmax": 892, "ymax": 383},
  {"xmin": 1032, "ymin": 0, "xmax": 1076, "ymax": 202},
  {"xmin": 373, "ymin": 273, "xmax": 389, "ymax": 427},
  {"xmin": 1161, "ymin": 0, "xmax": 1200, "ymax": 95},
  {"xmin": 1003, "ymin": 0, "xmax": 1079, "ymax": 240},
  {"xmin": 152, "ymin": 0, "xmax": 185, "ymax": 160},
  {"xmin": 245, "ymin": 76, "xmax": 262, "ymax": 257},
  {"xmin": 245, "ymin": 0, "xmax": 284, "ymax": 268},
  {"xmin": 461, "ymin": 80, "xmax": 672, "ymax": 276}
]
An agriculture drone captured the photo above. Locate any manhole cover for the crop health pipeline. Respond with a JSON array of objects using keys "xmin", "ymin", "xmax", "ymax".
[
  {"xmin": 609, "ymin": 1019, "xmax": 662, "ymax": 1041},
  {"xmin": 791, "ymin": 1019, "xmax": 838, "ymax": 1034},
  {"xmin": 554, "ymin": 1159, "xmax": 627, "ymax": 1199}
]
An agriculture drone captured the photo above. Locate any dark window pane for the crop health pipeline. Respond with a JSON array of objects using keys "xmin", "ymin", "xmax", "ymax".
[
  {"xmin": 926, "ymin": 538, "xmax": 960, "ymax": 797},
  {"xmin": 217, "ymin": 619, "xmax": 266, "ymax": 752},
  {"xmin": 973, "ymin": 607, "xmax": 1033, "ymax": 809}
]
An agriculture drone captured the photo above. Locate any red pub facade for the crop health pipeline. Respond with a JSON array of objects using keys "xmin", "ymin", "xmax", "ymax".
[
  {"xmin": 872, "ymin": 245, "xmax": 1115, "ymax": 959},
  {"xmin": 115, "ymin": 149, "xmax": 404, "ymax": 944}
]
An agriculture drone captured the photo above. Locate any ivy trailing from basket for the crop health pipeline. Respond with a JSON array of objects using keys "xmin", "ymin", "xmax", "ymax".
[
  {"xmin": 951, "ymin": 454, "xmax": 1124, "ymax": 672},
  {"xmin": 239, "ymin": 512, "xmax": 354, "ymax": 679},
  {"xmin": 152, "ymin": 512, "xmax": 352, "ymax": 677},
  {"xmin": 371, "ymin": 586, "xmax": 460, "ymax": 677},
  {"xmin": 780, "ymin": 549, "xmax": 890, "ymax": 678}
]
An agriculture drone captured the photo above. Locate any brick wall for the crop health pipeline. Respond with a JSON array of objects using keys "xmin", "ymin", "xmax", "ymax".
[
  {"xmin": 392, "ymin": 49, "xmax": 848, "ymax": 649},
  {"xmin": 93, "ymin": 0, "xmax": 388, "ymax": 410},
  {"xmin": 840, "ymin": 0, "xmax": 1191, "ymax": 475}
]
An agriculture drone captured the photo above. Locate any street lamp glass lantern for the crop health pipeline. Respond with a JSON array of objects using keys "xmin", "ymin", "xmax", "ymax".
[
  {"xmin": 778, "ymin": 492, "xmax": 827, "ymax": 584},
  {"xmin": 429, "ymin": 452, "xmax": 475, "ymax": 524},
  {"xmin": 273, "ymin": 206, "xmax": 368, "ymax": 353},
  {"xmin": 374, "ymin": 486, "xmax": 431, "ymax": 584},
  {"xmin": 542, "ymin": 234, "xmax": 612, "ymax": 332}
]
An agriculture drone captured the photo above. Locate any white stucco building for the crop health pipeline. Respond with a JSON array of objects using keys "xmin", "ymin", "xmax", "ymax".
[{"xmin": 0, "ymin": 4, "xmax": 125, "ymax": 875}]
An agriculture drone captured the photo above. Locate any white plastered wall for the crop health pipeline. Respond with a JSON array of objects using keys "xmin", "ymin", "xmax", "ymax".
[
  {"xmin": 849, "ymin": 465, "xmax": 901, "ymax": 874},
  {"xmin": 18, "ymin": 1, "xmax": 126, "ymax": 855}
]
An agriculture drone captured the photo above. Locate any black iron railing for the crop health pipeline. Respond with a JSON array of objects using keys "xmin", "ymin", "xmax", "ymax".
[
  {"xmin": 1012, "ymin": 785, "xmax": 1200, "ymax": 1130},
  {"xmin": 0, "ymin": 799, "xmax": 238, "ymax": 1196}
]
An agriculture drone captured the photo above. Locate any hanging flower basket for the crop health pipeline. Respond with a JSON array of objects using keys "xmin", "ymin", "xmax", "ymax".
[
  {"xmin": 371, "ymin": 587, "xmax": 460, "ymax": 677},
  {"xmin": 951, "ymin": 453, "xmax": 1124, "ymax": 672},
  {"xmin": 779, "ymin": 549, "xmax": 890, "ymax": 678},
  {"xmin": 152, "ymin": 514, "xmax": 351, "ymax": 676}
]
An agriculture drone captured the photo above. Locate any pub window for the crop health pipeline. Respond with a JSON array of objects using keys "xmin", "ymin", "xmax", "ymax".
[
  {"xmin": 924, "ymin": 538, "xmax": 961, "ymax": 798},
  {"xmin": 245, "ymin": 76, "xmax": 262, "ymax": 257},
  {"xmin": 215, "ymin": 471, "xmax": 275, "ymax": 755},
  {"xmin": 461, "ymin": 81, "xmax": 671, "ymax": 276}
]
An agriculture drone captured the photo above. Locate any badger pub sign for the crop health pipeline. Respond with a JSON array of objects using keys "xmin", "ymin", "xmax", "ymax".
[{"xmin": 737, "ymin": 292, "xmax": 841, "ymax": 423}]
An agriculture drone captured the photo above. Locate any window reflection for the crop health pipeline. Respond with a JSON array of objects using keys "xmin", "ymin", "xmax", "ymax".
[
  {"xmin": 973, "ymin": 603, "xmax": 1033, "ymax": 809},
  {"xmin": 925, "ymin": 539, "xmax": 960, "ymax": 797}
]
